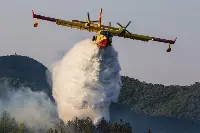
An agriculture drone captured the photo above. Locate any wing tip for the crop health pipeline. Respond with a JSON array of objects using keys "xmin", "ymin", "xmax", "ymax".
[
  {"xmin": 173, "ymin": 37, "xmax": 177, "ymax": 43},
  {"xmin": 32, "ymin": 10, "xmax": 35, "ymax": 18}
]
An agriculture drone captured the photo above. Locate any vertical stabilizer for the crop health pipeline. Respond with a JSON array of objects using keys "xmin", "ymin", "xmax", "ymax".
[{"xmin": 98, "ymin": 8, "xmax": 102, "ymax": 27}]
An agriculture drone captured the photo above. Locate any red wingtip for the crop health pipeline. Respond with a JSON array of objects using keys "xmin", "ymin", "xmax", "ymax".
[
  {"xmin": 32, "ymin": 10, "xmax": 35, "ymax": 18},
  {"xmin": 173, "ymin": 37, "xmax": 177, "ymax": 42}
]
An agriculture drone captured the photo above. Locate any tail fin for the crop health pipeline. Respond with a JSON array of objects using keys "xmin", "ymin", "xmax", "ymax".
[{"xmin": 98, "ymin": 8, "xmax": 102, "ymax": 27}]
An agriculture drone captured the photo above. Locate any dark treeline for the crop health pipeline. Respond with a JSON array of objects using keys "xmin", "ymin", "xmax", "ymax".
[{"xmin": 0, "ymin": 111, "xmax": 153, "ymax": 133}]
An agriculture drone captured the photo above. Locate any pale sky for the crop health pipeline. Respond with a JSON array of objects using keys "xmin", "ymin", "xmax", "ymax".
[{"xmin": 0, "ymin": 0, "xmax": 200, "ymax": 85}]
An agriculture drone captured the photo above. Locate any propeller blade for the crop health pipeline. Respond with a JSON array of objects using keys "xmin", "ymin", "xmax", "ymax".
[
  {"xmin": 87, "ymin": 12, "xmax": 90, "ymax": 22},
  {"xmin": 117, "ymin": 21, "xmax": 132, "ymax": 35},
  {"xmin": 117, "ymin": 22, "xmax": 123, "ymax": 28},
  {"xmin": 125, "ymin": 21, "xmax": 131, "ymax": 28},
  {"xmin": 126, "ymin": 30, "xmax": 132, "ymax": 34}
]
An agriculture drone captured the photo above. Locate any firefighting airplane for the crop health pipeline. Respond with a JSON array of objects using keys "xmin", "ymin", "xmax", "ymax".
[{"xmin": 32, "ymin": 8, "xmax": 177, "ymax": 52}]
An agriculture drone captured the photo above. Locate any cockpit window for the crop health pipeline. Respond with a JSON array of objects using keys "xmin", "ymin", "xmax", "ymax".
[{"xmin": 100, "ymin": 30, "xmax": 113, "ymax": 38}]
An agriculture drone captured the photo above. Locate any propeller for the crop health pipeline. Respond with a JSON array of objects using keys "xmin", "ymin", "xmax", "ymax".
[
  {"xmin": 109, "ymin": 22, "xmax": 111, "ymax": 27},
  {"xmin": 73, "ymin": 12, "xmax": 99, "ymax": 25},
  {"xmin": 117, "ymin": 21, "xmax": 132, "ymax": 35},
  {"xmin": 87, "ymin": 12, "xmax": 90, "ymax": 22},
  {"xmin": 81, "ymin": 12, "xmax": 98, "ymax": 23},
  {"xmin": 86, "ymin": 12, "xmax": 98, "ymax": 31},
  {"xmin": 107, "ymin": 22, "xmax": 112, "ymax": 31},
  {"xmin": 106, "ymin": 22, "xmax": 112, "ymax": 32},
  {"xmin": 88, "ymin": 12, "xmax": 99, "ymax": 23}
]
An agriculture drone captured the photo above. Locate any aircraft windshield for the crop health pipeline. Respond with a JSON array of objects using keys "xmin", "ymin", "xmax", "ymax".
[{"xmin": 100, "ymin": 30, "xmax": 113, "ymax": 38}]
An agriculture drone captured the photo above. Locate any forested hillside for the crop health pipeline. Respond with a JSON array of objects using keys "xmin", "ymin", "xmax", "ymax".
[
  {"xmin": 0, "ymin": 55, "xmax": 53, "ymax": 100},
  {"xmin": 118, "ymin": 76, "xmax": 200, "ymax": 120},
  {"xmin": 0, "ymin": 55, "xmax": 200, "ymax": 132},
  {"xmin": 1, "ymin": 55, "xmax": 200, "ymax": 120}
]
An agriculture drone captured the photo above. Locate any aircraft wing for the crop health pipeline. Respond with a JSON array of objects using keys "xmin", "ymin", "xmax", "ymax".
[
  {"xmin": 32, "ymin": 10, "xmax": 101, "ymax": 33},
  {"xmin": 111, "ymin": 30, "xmax": 177, "ymax": 44},
  {"xmin": 56, "ymin": 19, "xmax": 101, "ymax": 32},
  {"xmin": 112, "ymin": 31, "xmax": 152, "ymax": 41},
  {"xmin": 100, "ymin": 25, "xmax": 119, "ymax": 30},
  {"xmin": 71, "ymin": 21, "xmax": 119, "ymax": 30}
]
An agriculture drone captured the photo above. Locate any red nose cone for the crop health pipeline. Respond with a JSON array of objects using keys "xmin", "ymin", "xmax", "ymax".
[{"xmin": 97, "ymin": 39, "xmax": 108, "ymax": 48}]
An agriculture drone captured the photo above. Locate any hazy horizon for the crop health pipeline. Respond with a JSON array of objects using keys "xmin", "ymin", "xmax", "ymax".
[{"xmin": 1, "ymin": 0, "xmax": 200, "ymax": 85}]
